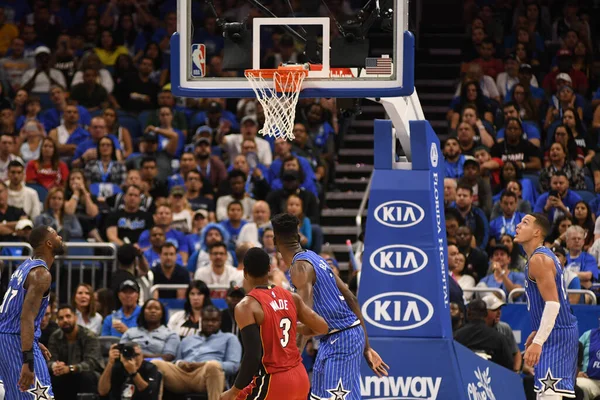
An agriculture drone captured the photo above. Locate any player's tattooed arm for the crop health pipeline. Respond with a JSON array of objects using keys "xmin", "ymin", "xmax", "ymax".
[
  {"xmin": 290, "ymin": 260, "xmax": 314, "ymax": 351},
  {"xmin": 334, "ymin": 273, "xmax": 390, "ymax": 377},
  {"xmin": 21, "ymin": 267, "xmax": 52, "ymax": 353},
  {"xmin": 291, "ymin": 292, "xmax": 328, "ymax": 336}
]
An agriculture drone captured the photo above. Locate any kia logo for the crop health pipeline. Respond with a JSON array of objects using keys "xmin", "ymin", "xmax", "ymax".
[
  {"xmin": 374, "ymin": 201, "xmax": 425, "ymax": 228},
  {"xmin": 369, "ymin": 245, "xmax": 428, "ymax": 276},
  {"xmin": 362, "ymin": 292, "xmax": 434, "ymax": 331},
  {"xmin": 430, "ymin": 143, "xmax": 439, "ymax": 168}
]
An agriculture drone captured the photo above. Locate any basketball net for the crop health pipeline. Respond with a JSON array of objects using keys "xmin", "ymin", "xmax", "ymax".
[{"xmin": 245, "ymin": 65, "xmax": 308, "ymax": 141}]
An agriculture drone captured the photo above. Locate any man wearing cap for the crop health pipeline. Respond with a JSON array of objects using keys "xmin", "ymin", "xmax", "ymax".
[
  {"xmin": 101, "ymin": 280, "xmax": 142, "ymax": 337},
  {"xmin": 20, "ymin": 45, "xmax": 66, "ymax": 94},
  {"xmin": 111, "ymin": 244, "xmax": 150, "ymax": 309},
  {"xmin": 219, "ymin": 115, "xmax": 272, "ymax": 167},
  {"xmin": 496, "ymin": 53, "xmax": 538, "ymax": 99},
  {"xmin": 220, "ymin": 285, "xmax": 245, "ymax": 340},
  {"xmin": 6, "ymin": 159, "xmax": 40, "ymax": 219},
  {"xmin": 194, "ymin": 135, "xmax": 228, "ymax": 193},
  {"xmin": 477, "ymin": 244, "xmax": 526, "ymax": 300},
  {"xmin": 481, "ymin": 295, "xmax": 522, "ymax": 372},
  {"xmin": 190, "ymin": 101, "xmax": 237, "ymax": 141},
  {"xmin": 443, "ymin": 137, "xmax": 467, "ymax": 179},
  {"xmin": 542, "ymin": 50, "xmax": 588, "ymax": 95},
  {"xmin": 454, "ymin": 299, "xmax": 514, "ymax": 369}
]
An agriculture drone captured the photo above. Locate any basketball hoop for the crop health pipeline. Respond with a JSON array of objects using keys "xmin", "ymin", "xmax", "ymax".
[{"xmin": 245, "ymin": 64, "xmax": 309, "ymax": 141}]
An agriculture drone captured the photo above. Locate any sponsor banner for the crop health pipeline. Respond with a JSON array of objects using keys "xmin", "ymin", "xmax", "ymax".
[
  {"xmin": 359, "ymin": 120, "xmax": 451, "ymax": 338},
  {"xmin": 360, "ymin": 338, "xmax": 526, "ymax": 400},
  {"xmin": 454, "ymin": 341, "xmax": 526, "ymax": 400}
]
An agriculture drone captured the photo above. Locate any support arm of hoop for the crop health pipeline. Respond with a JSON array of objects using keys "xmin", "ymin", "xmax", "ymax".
[{"xmin": 367, "ymin": 91, "xmax": 425, "ymax": 163}]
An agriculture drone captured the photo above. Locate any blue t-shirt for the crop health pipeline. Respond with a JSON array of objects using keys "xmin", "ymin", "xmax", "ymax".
[
  {"xmin": 137, "ymin": 228, "xmax": 189, "ymax": 254},
  {"xmin": 489, "ymin": 212, "xmax": 526, "ymax": 241},
  {"xmin": 565, "ymin": 252, "xmax": 598, "ymax": 280},
  {"xmin": 72, "ymin": 134, "xmax": 122, "ymax": 162},
  {"xmin": 41, "ymin": 106, "xmax": 91, "ymax": 132},
  {"xmin": 445, "ymin": 155, "xmax": 466, "ymax": 179},
  {"xmin": 101, "ymin": 306, "xmax": 142, "ymax": 338},
  {"xmin": 496, "ymin": 121, "xmax": 541, "ymax": 141},
  {"xmin": 480, "ymin": 271, "xmax": 526, "ymax": 299},
  {"xmin": 143, "ymin": 248, "xmax": 184, "ymax": 268},
  {"xmin": 534, "ymin": 190, "xmax": 583, "ymax": 222},
  {"xmin": 158, "ymin": 128, "xmax": 186, "ymax": 158}
]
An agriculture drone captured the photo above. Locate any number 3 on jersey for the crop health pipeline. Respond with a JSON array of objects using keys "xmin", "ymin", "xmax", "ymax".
[{"xmin": 279, "ymin": 317, "xmax": 292, "ymax": 347}]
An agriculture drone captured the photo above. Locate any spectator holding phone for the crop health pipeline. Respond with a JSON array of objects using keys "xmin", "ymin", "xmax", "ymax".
[{"xmin": 98, "ymin": 343, "xmax": 161, "ymax": 400}]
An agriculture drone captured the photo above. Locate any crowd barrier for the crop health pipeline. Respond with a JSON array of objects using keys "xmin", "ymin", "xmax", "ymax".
[
  {"xmin": 0, "ymin": 242, "xmax": 117, "ymax": 302},
  {"xmin": 461, "ymin": 287, "xmax": 507, "ymax": 302},
  {"xmin": 508, "ymin": 288, "xmax": 597, "ymax": 304}
]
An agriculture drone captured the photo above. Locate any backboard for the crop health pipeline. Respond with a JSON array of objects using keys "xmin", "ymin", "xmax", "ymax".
[{"xmin": 171, "ymin": 0, "xmax": 414, "ymax": 98}]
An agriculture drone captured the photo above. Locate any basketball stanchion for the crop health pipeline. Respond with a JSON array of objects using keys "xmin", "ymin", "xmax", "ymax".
[{"xmin": 357, "ymin": 120, "xmax": 526, "ymax": 399}]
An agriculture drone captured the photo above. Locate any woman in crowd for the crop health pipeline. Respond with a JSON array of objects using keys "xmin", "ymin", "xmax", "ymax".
[
  {"xmin": 573, "ymin": 201, "xmax": 594, "ymax": 251},
  {"xmin": 170, "ymin": 187, "xmax": 194, "ymax": 233},
  {"xmin": 72, "ymin": 283, "xmax": 103, "ymax": 334},
  {"xmin": 167, "ymin": 280, "xmax": 213, "ymax": 339},
  {"xmin": 34, "ymin": 187, "xmax": 83, "ymax": 241},
  {"xmin": 457, "ymin": 104, "xmax": 495, "ymax": 147},
  {"xmin": 546, "ymin": 124, "xmax": 584, "ymax": 167},
  {"xmin": 509, "ymin": 83, "xmax": 538, "ymax": 122},
  {"xmin": 563, "ymin": 107, "xmax": 593, "ymax": 165},
  {"xmin": 500, "ymin": 233, "xmax": 526, "ymax": 272},
  {"xmin": 18, "ymin": 121, "xmax": 45, "ymax": 163},
  {"xmin": 538, "ymin": 142, "xmax": 586, "ymax": 192},
  {"xmin": 451, "ymin": 252, "xmax": 475, "ymax": 301},
  {"xmin": 286, "ymin": 194, "xmax": 312, "ymax": 249},
  {"xmin": 94, "ymin": 29, "xmax": 129, "ymax": 67},
  {"xmin": 103, "ymin": 107, "xmax": 133, "ymax": 159},
  {"xmin": 120, "ymin": 299, "xmax": 180, "ymax": 361},
  {"xmin": 449, "ymin": 80, "xmax": 494, "ymax": 130},
  {"xmin": 83, "ymin": 136, "xmax": 127, "ymax": 186},
  {"xmin": 545, "ymin": 215, "xmax": 573, "ymax": 248},
  {"xmin": 494, "ymin": 161, "xmax": 536, "ymax": 206},
  {"xmin": 26, "ymin": 137, "xmax": 69, "ymax": 189},
  {"xmin": 64, "ymin": 169, "xmax": 102, "ymax": 242}
]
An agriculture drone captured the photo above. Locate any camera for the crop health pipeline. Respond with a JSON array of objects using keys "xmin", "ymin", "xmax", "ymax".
[{"xmin": 117, "ymin": 343, "xmax": 136, "ymax": 360}]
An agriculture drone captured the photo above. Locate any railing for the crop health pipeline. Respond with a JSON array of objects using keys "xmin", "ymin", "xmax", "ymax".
[
  {"xmin": 355, "ymin": 170, "xmax": 374, "ymax": 237},
  {"xmin": 150, "ymin": 284, "xmax": 231, "ymax": 309},
  {"xmin": 0, "ymin": 242, "xmax": 117, "ymax": 302},
  {"xmin": 461, "ymin": 287, "xmax": 507, "ymax": 302},
  {"xmin": 508, "ymin": 288, "xmax": 597, "ymax": 305}
]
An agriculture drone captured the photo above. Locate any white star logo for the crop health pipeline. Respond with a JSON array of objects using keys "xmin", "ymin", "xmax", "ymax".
[
  {"xmin": 538, "ymin": 369, "xmax": 562, "ymax": 393},
  {"xmin": 26, "ymin": 378, "xmax": 52, "ymax": 400},
  {"xmin": 326, "ymin": 379, "xmax": 351, "ymax": 400}
]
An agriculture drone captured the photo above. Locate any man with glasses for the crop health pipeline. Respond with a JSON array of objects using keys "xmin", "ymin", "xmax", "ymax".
[
  {"xmin": 194, "ymin": 241, "xmax": 242, "ymax": 289},
  {"xmin": 98, "ymin": 342, "xmax": 161, "ymax": 400},
  {"xmin": 565, "ymin": 225, "xmax": 597, "ymax": 290},
  {"xmin": 6, "ymin": 160, "xmax": 40, "ymax": 219}
]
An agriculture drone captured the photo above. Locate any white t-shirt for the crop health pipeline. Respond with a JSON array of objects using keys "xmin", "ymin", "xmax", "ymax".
[
  {"xmin": 21, "ymin": 68, "xmax": 67, "ymax": 93},
  {"xmin": 495, "ymin": 73, "xmax": 539, "ymax": 98},
  {"xmin": 455, "ymin": 76, "xmax": 500, "ymax": 100},
  {"xmin": 194, "ymin": 264, "xmax": 243, "ymax": 287},
  {"xmin": 7, "ymin": 186, "xmax": 41, "ymax": 219},
  {"xmin": 223, "ymin": 134, "xmax": 273, "ymax": 166}
]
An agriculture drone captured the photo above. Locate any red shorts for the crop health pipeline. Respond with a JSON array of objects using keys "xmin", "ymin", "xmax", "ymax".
[{"xmin": 236, "ymin": 363, "xmax": 310, "ymax": 400}]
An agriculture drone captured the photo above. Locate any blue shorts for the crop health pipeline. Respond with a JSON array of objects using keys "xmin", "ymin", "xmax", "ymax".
[
  {"xmin": 0, "ymin": 334, "xmax": 54, "ymax": 399},
  {"xmin": 534, "ymin": 327, "xmax": 578, "ymax": 398},
  {"xmin": 310, "ymin": 326, "xmax": 364, "ymax": 400}
]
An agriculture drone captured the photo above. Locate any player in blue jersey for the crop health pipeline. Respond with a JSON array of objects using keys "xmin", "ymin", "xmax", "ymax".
[
  {"xmin": 271, "ymin": 213, "xmax": 388, "ymax": 400},
  {"xmin": 0, "ymin": 226, "xmax": 65, "ymax": 399},
  {"xmin": 515, "ymin": 213, "xmax": 579, "ymax": 399}
]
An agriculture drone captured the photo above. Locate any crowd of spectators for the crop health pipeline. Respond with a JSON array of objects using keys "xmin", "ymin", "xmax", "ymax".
[
  {"xmin": 447, "ymin": 1, "xmax": 600, "ymax": 398},
  {"xmin": 0, "ymin": 0, "xmax": 347, "ymax": 399}
]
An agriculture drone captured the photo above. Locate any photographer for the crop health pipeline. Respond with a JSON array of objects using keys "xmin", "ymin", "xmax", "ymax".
[{"xmin": 98, "ymin": 343, "xmax": 161, "ymax": 400}]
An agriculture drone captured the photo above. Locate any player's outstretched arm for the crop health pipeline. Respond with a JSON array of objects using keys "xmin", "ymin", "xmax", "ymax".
[
  {"xmin": 19, "ymin": 267, "xmax": 52, "ymax": 391},
  {"xmin": 221, "ymin": 298, "xmax": 262, "ymax": 400},
  {"xmin": 524, "ymin": 254, "xmax": 560, "ymax": 368},
  {"xmin": 333, "ymin": 273, "xmax": 389, "ymax": 377},
  {"xmin": 292, "ymin": 292, "xmax": 328, "ymax": 336}
]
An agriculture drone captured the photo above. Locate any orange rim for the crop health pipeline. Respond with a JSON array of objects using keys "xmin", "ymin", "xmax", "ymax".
[{"xmin": 245, "ymin": 65, "xmax": 308, "ymax": 93}]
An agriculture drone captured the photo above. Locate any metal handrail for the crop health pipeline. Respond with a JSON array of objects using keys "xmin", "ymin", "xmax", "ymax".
[
  {"xmin": 355, "ymin": 170, "xmax": 374, "ymax": 237},
  {"xmin": 150, "ymin": 284, "xmax": 230, "ymax": 294},
  {"xmin": 508, "ymin": 288, "xmax": 597, "ymax": 305},
  {"xmin": 461, "ymin": 287, "xmax": 507, "ymax": 302}
]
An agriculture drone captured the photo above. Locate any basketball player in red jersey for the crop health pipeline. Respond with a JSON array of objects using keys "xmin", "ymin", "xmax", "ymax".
[{"xmin": 220, "ymin": 248, "xmax": 329, "ymax": 400}]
